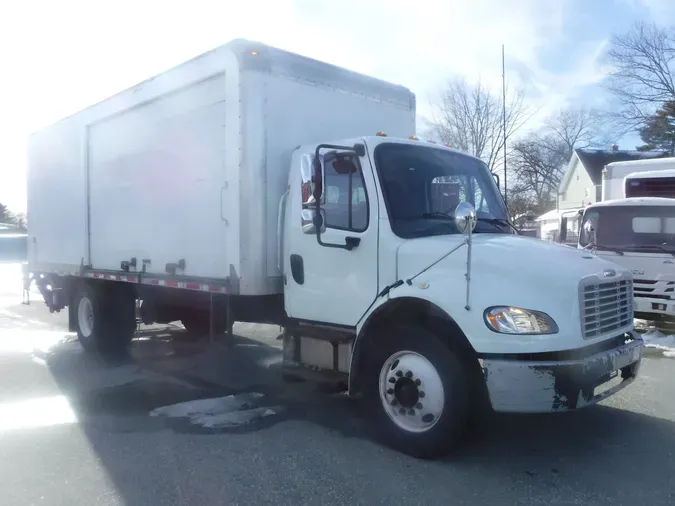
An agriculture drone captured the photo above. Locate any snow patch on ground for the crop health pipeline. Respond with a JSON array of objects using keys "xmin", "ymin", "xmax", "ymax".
[
  {"xmin": 150, "ymin": 392, "xmax": 280, "ymax": 429},
  {"xmin": 641, "ymin": 330, "xmax": 675, "ymax": 358}
]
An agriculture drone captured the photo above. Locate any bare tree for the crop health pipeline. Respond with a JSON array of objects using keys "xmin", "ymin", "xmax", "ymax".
[
  {"xmin": 428, "ymin": 78, "xmax": 529, "ymax": 172},
  {"xmin": 604, "ymin": 22, "xmax": 675, "ymax": 130},
  {"xmin": 541, "ymin": 107, "xmax": 609, "ymax": 157},
  {"xmin": 511, "ymin": 134, "xmax": 567, "ymax": 211},
  {"xmin": 509, "ymin": 107, "xmax": 609, "ymax": 217}
]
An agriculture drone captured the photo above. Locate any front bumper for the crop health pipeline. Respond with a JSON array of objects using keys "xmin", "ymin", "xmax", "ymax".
[
  {"xmin": 635, "ymin": 296, "xmax": 675, "ymax": 319},
  {"xmin": 481, "ymin": 332, "xmax": 643, "ymax": 413}
]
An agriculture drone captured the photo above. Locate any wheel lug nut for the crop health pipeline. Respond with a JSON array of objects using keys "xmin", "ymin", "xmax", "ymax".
[
  {"xmin": 405, "ymin": 371, "xmax": 413, "ymax": 378},
  {"xmin": 407, "ymin": 409, "xmax": 415, "ymax": 415},
  {"xmin": 399, "ymin": 408, "xmax": 406, "ymax": 415},
  {"xmin": 419, "ymin": 391, "xmax": 425, "ymax": 398},
  {"xmin": 391, "ymin": 399, "xmax": 398, "ymax": 406},
  {"xmin": 415, "ymin": 403, "xmax": 423, "ymax": 409},
  {"xmin": 386, "ymin": 388, "xmax": 394, "ymax": 395},
  {"xmin": 395, "ymin": 370, "xmax": 402, "ymax": 377},
  {"xmin": 388, "ymin": 377, "xmax": 396, "ymax": 384},
  {"xmin": 415, "ymin": 379, "xmax": 421, "ymax": 386}
]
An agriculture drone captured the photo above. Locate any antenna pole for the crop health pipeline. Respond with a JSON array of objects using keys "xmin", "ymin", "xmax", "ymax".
[{"xmin": 502, "ymin": 44, "xmax": 508, "ymax": 207}]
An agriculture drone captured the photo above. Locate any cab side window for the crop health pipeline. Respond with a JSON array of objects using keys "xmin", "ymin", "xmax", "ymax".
[{"xmin": 322, "ymin": 155, "xmax": 369, "ymax": 232}]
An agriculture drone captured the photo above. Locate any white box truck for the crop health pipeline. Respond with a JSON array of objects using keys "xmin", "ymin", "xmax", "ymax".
[
  {"xmin": 27, "ymin": 39, "xmax": 643, "ymax": 458},
  {"xmin": 625, "ymin": 166, "xmax": 675, "ymax": 198},
  {"xmin": 561, "ymin": 197, "xmax": 675, "ymax": 323},
  {"xmin": 602, "ymin": 157, "xmax": 675, "ymax": 201},
  {"xmin": 562, "ymin": 161, "xmax": 675, "ymax": 323}
]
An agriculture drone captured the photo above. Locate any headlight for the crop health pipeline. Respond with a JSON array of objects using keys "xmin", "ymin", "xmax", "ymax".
[{"xmin": 484, "ymin": 306, "xmax": 558, "ymax": 335}]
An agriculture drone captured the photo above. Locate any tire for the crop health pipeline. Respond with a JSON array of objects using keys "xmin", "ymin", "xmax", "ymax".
[
  {"xmin": 73, "ymin": 282, "xmax": 136, "ymax": 357},
  {"xmin": 181, "ymin": 309, "xmax": 227, "ymax": 338},
  {"xmin": 363, "ymin": 324, "xmax": 470, "ymax": 459}
]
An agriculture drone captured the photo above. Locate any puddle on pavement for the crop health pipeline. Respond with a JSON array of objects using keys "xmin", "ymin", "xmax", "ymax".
[
  {"xmin": 12, "ymin": 323, "xmax": 369, "ymax": 438},
  {"xmin": 66, "ymin": 368, "xmax": 368, "ymax": 439}
]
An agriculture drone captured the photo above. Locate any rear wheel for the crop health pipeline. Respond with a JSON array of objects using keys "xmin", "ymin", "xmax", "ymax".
[
  {"xmin": 364, "ymin": 324, "xmax": 470, "ymax": 459},
  {"xmin": 73, "ymin": 282, "xmax": 136, "ymax": 357}
]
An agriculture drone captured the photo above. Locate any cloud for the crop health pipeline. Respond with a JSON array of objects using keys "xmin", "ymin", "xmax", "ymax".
[{"xmin": 0, "ymin": 0, "xmax": 641, "ymax": 210}]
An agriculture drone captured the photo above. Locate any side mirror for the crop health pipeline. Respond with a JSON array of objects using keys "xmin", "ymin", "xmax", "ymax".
[
  {"xmin": 301, "ymin": 209, "xmax": 326, "ymax": 235},
  {"xmin": 454, "ymin": 202, "xmax": 477, "ymax": 234},
  {"xmin": 312, "ymin": 157, "xmax": 324, "ymax": 202}
]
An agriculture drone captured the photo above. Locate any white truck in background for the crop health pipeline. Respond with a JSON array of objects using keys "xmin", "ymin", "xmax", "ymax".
[
  {"xmin": 602, "ymin": 157, "xmax": 675, "ymax": 201},
  {"xmin": 27, "ymin": 39, "xmax": 643, "ymax": 459},
  {"xmin": 561, "ymin": 158, "xmax": 675, "ymax": 323},
  {"xmin": 564, "ymin": 198, "xmax": 675, "ymax": 323},
  {"xmin": 625, "ymin": 167, "xmax": 675, "ymax": 198}
]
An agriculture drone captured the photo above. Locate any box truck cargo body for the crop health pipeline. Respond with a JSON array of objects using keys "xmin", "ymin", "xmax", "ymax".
[
  {"xmin": 27, "ymin": 40, "xmax": 643, "ymax": 459},
  {"xmin": 602, "ymin": 157, "xmax": 675, "ymax": 201},
  {"xmin": 28, "ymin": 40, "xmax": 415, "ymax": 295},
  {"xmin": 625, "ymin": 167, "xmax": 675, "ymax": 198}
]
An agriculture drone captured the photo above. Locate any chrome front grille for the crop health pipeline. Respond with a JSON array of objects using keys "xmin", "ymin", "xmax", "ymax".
[
  {"xmin": 581, "ymin": 278, "xmax": 633, "ymax": 339},
  {"xmin": 633, "ymin": 279, "xmax": 675, "ymax": 300}
]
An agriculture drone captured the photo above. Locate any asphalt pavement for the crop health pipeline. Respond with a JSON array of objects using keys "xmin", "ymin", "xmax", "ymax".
[{"xmin": 0, "ymin": 263, "xmax": 674, "ymax": 506}]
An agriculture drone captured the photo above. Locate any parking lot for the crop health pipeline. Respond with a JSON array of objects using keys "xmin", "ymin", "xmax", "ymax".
[{"xmin": 0, "ymin": 263, "xmax": 674, "ymax": 506}]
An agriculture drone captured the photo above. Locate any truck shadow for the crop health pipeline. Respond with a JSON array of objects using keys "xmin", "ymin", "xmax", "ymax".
[{"xmin": 36, "ymin": 327, "xmax": 675, "ymax": 505}]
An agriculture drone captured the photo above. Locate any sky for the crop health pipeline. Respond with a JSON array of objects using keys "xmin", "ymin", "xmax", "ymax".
[{"xmin": 0, "ymin": 0, "xmax": 673, "ymax": 213}]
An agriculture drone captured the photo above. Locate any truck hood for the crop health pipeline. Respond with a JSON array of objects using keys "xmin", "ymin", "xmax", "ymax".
[
  {"xmin": 397, "ymin": 234, "xmax": 621, "ymax": 282},
  {"xmin": 396, "ymin": 233, "xmax": 630, "ymax": 316},
  {"xmin": 392, "ymin": 233, "xmax": 634, "ymax": 355},
  {"xmin": 592, "ymin": 250, "xmax": 675, "ymax": 281}
]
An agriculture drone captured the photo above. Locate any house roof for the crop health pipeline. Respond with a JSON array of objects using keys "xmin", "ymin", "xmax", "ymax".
[{"xmin": 575, "ymin": 148, "xmax": 670, "ymax": 185}]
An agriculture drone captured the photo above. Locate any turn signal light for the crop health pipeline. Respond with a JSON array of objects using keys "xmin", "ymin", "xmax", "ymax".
[{"xmin": 376, "ymin": 131, "xmax": 388, "ymax": 137}]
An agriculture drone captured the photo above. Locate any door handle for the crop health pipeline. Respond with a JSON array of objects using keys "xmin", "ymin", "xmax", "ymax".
[{"xmin": 345, "ymin": 237, "xmax": 360, "ymax": 250}]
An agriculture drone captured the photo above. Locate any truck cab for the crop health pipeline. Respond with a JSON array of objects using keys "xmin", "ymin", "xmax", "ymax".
[
  {"xmin": 574, "ymin": 197, "xmax": 675, "ymax": 322},
  {"xmin": 280, "ymin": 134, "xmax": 642, "ymax": 457}
]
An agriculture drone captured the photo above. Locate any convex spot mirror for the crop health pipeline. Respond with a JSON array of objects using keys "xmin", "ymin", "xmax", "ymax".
[{"xmin": 454, "ymin": 202, "xmax": 477, "ymax": 234}]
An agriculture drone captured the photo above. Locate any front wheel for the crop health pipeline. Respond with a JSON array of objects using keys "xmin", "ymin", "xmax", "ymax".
[{"xmin": 364, "ymin": 324, "xmax": 470, "ymax": 459}]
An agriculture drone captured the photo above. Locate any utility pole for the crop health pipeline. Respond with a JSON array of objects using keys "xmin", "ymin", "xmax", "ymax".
[{"xmin": 502, "ymin": 44, "xmax": 508, "ymax": 207}]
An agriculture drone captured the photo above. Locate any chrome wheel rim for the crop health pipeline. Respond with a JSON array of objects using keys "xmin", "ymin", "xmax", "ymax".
[
  {"xmin": 378, "ymin": 350, "xmax": 444, "ymax": 433},
  {"xmin": 77, "ymin": 296, "xmax": 94, "ymax": 338}
]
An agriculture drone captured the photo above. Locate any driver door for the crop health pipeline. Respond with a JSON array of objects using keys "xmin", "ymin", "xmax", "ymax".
[{"xmin": 283, "ymin": 147, "xmax": 379, "ymax": 327}]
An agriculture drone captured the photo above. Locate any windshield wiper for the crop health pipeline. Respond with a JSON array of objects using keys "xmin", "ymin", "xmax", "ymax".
[
  {"xmin": 417, "ymin": 213, "xmax": 516, "ymax": 233},
  {"xmin": 590, "ymin": 243, "xmax": 624, "ymax": 255},
  {"xmin": 419, "ymin": 212, "xmax": 454, "ymax": 220},
  {"xmin": 634, "ymin": 244, "xmax": 675, "ymax": 257},
  {"xmin": 477, "ymin": 217, "xmax": 519, "ymax": 234}
]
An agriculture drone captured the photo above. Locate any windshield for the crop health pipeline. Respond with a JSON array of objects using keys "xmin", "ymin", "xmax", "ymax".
[
  {"xmin": 374, "ymin": 143, "xmax": 509, "ymax": 239},
  {"xmin": 580, "ymin": 205, "xmax": 675, "ymax": 253}
]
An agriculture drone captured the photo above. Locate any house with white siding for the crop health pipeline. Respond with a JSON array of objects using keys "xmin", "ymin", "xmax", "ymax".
[{"xmin": 557, "ymin": 146, "xmax": 669, "ymax": 210}]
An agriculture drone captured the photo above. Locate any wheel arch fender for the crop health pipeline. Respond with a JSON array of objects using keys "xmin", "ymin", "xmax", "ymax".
[{"xmin": 349, "ymin": 296, "xmax": 479, "ymax": 396}]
